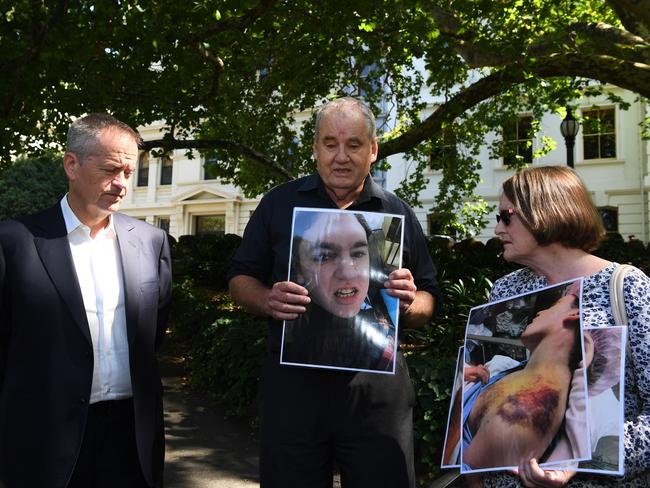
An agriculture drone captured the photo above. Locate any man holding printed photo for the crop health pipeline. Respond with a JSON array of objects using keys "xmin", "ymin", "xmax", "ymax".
[{"xmin": 228, "ymin": 97, "xmax": 440, "ymax": 487}]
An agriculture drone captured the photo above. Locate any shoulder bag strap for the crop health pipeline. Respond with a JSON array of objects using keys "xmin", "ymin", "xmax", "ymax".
[{"xmin": 609, "ymin": 264, "xmax": 634, "ymax": 326}]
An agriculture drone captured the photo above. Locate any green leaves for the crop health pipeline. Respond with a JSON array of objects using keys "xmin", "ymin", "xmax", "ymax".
[
  {"xmin": 1, "ymin": 0, "xmax": 649, "ymax": 238},
  {"xmin": 0, "ymin": 154, "xmax": 67, "ymax": 221},
  {"xmin": 358, "ymin": 20, "xmax": 376, "ymax": 32}
]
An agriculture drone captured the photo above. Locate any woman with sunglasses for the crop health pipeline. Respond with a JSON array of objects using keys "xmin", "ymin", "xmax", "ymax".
[{"xmin": 477, "ymin": 166, "xmax": 650, "ymax": 488}]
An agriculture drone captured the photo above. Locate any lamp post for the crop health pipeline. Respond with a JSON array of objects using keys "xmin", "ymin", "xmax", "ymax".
[{"xmin": 560, "ymin": 107, "xmax": 580, "ymax": 168}]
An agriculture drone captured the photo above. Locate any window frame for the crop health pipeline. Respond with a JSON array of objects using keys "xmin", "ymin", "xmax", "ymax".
[
  {"xmin": 203, "ymin": 156, "xmax": 218, "ymax": 180},
  {"xmin": 137, "ymin": 152, "xmax": 149, "ymax": 187},
  {"xmin": 581, "ymin": 106, "xmax": 617, "ymax": 161},
  {"xmin": 159, "ymin": 154, "xmax": 173, "ymax": 186},
  {"xmin": 194, "ymin": 214, "xmax": 226, "ymax": 237},
  {"xmin": 502, "ymin": 114, "xmax": 534, "ymax": 167}
]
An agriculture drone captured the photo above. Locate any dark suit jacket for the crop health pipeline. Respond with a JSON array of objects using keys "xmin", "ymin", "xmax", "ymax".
[{"xmin": 0, "ymin": 204, "xmax": 172, "ymax": 488}]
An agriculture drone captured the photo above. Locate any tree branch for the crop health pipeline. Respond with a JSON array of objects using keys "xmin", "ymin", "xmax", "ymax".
[
  {"xmin": 605, "ymin": 0, "xmax": 650, "ymax": 38},
  {"xmin": 196, "ymin": 43, "xmax": 225, "ymax": 99},
  {"xmin": 429, "ymin": 5, "xmax": 649, "ymax": 68},
  {"xmin": 379, "ymin": 54, "xmax": 650, "ymax": 159},
  {"xmin": 140, "ymin": 136, "xmax": 293, "ymax": 181},
  {"xmin": 379, "ymin": 68, "xmax": 532, "ymax": 159}
]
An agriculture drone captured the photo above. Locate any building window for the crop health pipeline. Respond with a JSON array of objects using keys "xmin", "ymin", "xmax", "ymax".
[
  {"xmin": 137, "ymin": 153, "xmax": 149, "ymax": 187},
  {"xmin": 582, "ymin": 107, "xmax": 616, "ymax": 160},
  {"xmin": 356, "ymin": 63, "xmax": 380, "ymax": 99},
  {"xmin": 159, "ymin": 154, "xmax": 173, "ymax": 185},
  {"xmin": 429, "ymin": 126, "xmax": 457, "ymax": 170},
  {"xmin": 503, "ymin": 115, "xmax": 533, "ymax": 166},
  {"xmin": 195, "ymin": 215, "xmax": 225, "ymax": 237},
  {"xmin": 203, "ymin": 157, "xmax": 218, "ymax": 180},
  {"xmin": 156, "ymin": 216, "xmax": 170, "ymax": 234},
  {"xmin": 598, "ymin": 206, "xmax": 618, "ymax": 233},
  {"xmin": 427, "ymin": 213, "xmax": 447, "ymax": 237}
]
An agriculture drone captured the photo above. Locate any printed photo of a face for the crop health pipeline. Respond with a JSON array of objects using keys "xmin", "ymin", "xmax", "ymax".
[
  {"xmin": 296, "ymin": 212, "xmax": 370, "ymax": 318},
  {"xmin": 281, "ymin": 208, "xmax": 404, "ymax": 374}
]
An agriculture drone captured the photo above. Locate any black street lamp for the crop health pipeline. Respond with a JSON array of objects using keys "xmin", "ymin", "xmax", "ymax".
[{"xmin": 560, "ymin": 107, "xmax": 580, "ymax": 168}]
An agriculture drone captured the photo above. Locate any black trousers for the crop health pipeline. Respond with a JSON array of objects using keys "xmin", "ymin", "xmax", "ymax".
[
  {"xmin": 259, "ymin": 352, "xmax": 416, "ymax": 488},
  {"xmin": 67, "ymin": 398, "xmax": 150, "ymax": 488}
]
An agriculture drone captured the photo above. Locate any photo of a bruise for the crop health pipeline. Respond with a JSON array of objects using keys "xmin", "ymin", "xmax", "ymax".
[
  {"xmin": 497, "ymin": 385, "xmax": 560, "ymax": 434},
  {"xmin": 469, "ymin": 382, "xmax": 506, "ymax": 432},
  {"xmin": 460, "ymin": 279, "xmax": 589, "ymax": 473}
]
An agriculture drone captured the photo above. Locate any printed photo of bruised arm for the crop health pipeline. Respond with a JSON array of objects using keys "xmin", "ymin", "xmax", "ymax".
[{"xmin": 463, "ymin": 293, "xmax": 582, "ymax": 469}]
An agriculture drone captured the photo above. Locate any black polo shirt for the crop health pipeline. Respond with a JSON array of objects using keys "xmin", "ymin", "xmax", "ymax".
[{"xmin": 227, "ymin": 173, "xmax": 441, "ymax": 350}]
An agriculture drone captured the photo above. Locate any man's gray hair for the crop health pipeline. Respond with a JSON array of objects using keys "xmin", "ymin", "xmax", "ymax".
[
  {"xmin": 66, "ymin": 113, "xmax": 140, "ymax": 162},
  {"xmin": 314, "ymin": 97, "xmax": 376, "ymax": 141}
]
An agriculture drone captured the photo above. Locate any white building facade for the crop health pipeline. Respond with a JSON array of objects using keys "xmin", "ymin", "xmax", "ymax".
[{"xmin": 120, "ymin": 122, "xmax": 259, "ymax": 239}]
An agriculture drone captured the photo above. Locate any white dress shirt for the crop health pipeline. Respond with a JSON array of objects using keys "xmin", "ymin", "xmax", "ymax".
[{"xmin": 61, "ymin": 195, "xmax": 132, "ymax": 404}]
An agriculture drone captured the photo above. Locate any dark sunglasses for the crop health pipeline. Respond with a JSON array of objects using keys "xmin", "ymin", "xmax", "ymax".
[{"xmin": 496, "ymin": 208, "xmax": 515, "ymax": 226}]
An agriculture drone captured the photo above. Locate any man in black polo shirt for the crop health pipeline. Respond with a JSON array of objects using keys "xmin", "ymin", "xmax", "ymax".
[{"xmin": 228, "ymin": 97, "xmax": 440, "ymax": 488}]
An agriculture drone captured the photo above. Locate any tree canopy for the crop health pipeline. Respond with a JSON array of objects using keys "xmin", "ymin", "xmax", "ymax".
[{"xmin": 2, "ymin": 0, "xmax": 649, "ymax": 234}]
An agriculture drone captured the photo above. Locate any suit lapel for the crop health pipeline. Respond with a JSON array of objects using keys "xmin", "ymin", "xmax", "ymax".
[
  {"xmin": 114, "ymin": 214, "xmax": 140, "ymax": 346},
  {"xmin": 32, "ymin": 206, "xmax": 92, "ymax": 346}
]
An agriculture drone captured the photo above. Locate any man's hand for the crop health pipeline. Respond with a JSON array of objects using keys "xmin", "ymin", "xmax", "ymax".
[
  {"xmin": 515, "ymin": 458, "xmax": 576, "ymax": 488},
  {"xmin": 384, "ymin": 268, "xmax": 417, "ymax": 312},
  {"xmin": 266, "ymin": 281, "xmax": 311, "ymax": 321},
  {"xmin": 229, "ymin": 275, "xmax": 310, "ymax": 320},
  {"xmin": 384, "ymin": 268, "xmax": 434, "ymax": 328}
]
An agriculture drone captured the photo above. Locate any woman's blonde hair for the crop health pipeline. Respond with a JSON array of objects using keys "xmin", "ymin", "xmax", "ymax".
[{"xmin": 502, "ymin": 166, "xmax": 605, "ymax": 252}]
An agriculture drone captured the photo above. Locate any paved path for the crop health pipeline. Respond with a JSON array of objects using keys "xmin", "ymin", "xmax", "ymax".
[{"xmin": 161, "ymin": 356, "xmax": 260, "ymax": 487}]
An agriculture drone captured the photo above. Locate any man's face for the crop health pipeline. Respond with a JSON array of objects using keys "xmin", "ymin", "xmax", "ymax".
[
  {"xmin": 312, "ymin": 108, "xmax": 378, "ymax": 203},
  {"xmin": 298, "ymin": 213, "xmax": 370, "ymax": 318},
  {"xmin": 64, "ymin": 128, "xmax": 138, "ymax": 225}
]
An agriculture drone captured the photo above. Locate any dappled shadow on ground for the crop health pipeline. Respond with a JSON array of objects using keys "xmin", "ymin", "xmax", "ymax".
[{"xmin": 161, "ymin": 356, "xmax": 260, "ymax": 487}]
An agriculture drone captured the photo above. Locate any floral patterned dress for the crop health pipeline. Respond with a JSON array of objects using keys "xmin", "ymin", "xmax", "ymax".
[{"xmin": 481, "ymin": 263, "xmax": 650, "ymax": 488}]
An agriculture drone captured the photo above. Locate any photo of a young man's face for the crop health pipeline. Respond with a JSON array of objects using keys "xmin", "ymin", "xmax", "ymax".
[
  {"xmin": 295, "ymin": 212, "xmax": 370, "ymax": 318},
  {"xmin": 280, "ymin": 208, "xmax": 404, "ymax": 374}
]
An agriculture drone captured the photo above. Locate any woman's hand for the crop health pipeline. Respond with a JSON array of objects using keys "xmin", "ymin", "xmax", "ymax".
[{"xmin": 515, "ymin": 458, "xmax": 576, "ymax": 487}]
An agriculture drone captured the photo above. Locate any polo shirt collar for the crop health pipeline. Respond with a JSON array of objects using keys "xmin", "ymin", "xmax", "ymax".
[{"xmin": 298, "ymin": 173, "xmax": 388, "ymax": 206}]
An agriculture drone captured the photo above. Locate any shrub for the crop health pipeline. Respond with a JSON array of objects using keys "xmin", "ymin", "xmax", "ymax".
[
  {"xmin": 0, "ymin": 154, "xmax": 67, "ymax": 220},
  {"xmin": 404, "ymin": 273, "xmax": 494, "ymax": 481},
  {"xmin": 172, "ymin": 233, "xmax": 242, "ymax": 289},
  {"xmin": 168, "ymin": 278, "xmax": 266, "ymax": 419}
]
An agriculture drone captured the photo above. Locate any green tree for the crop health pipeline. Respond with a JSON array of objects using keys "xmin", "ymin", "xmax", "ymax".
[
  {"xmin": 0, "ymin": 154, "xmax": 68, "ymax": 220},
  {"xmin": 2, "ymin": 0, "xmax": 648, "ymax": 234}
]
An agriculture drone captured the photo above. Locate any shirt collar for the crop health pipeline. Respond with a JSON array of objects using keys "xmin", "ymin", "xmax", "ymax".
[
  {"xmin": 298, "ymin": 173, "xmax": 388, "ymax": 206},
  {"xmin": 60, "ymin": 194, "xmax": 115, "ymax": 237}
]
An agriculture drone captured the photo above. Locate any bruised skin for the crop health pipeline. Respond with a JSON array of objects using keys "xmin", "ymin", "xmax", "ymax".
[
  {"xmin": 497, "ymin": 384, "xmax": 559, "ymax": 434},
  {"xmin": 464, "ymin": 367, "xmax": 571, "ymax": 469}
]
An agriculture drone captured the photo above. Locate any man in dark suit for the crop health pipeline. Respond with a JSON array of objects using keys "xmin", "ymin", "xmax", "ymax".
[{"xmin": 0, "ymin": 114, "xmax": 172, "ymax": 487}]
